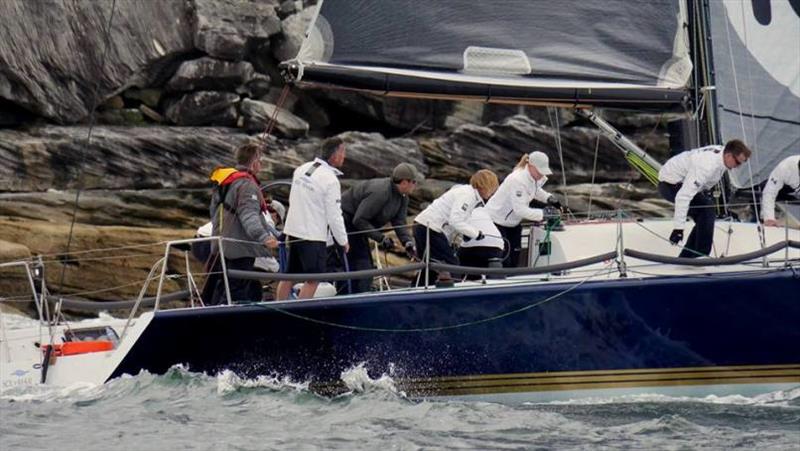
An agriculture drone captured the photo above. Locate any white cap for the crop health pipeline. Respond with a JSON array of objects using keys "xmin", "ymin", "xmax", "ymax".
[
  {"xmin": 269, "ymin": 200, "xmax": 286, "ymax": 223},
  {"xmin": 528, "ymin": 151, "xmax": 553, "ymax": 175}
]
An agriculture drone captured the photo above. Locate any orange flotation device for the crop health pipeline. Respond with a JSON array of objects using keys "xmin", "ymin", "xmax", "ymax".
[{"xmin": 42, "ymin": 340, "xmax": 114, "ymax": 357}]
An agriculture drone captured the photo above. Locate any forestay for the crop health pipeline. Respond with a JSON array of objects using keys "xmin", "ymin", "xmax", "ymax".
[
  {"xmin": 287, "ymin": 0, "xmax": 693, "ymax": 108},
  {"xmin": 706, "ymin": 0, "xmax": 800, "ymax": 187}
]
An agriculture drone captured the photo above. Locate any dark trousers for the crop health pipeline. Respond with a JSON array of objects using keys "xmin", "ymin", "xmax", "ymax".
[
  {"xmin": 327, "ymin": 215, "xmax": 374, "ymax": 294},
  {"xmin": 201, "ymin": 256, "xmax": 262, "ymax": 305},
  {"xmin": 496, "ymin": 224, "xmax": 522, "ymax": 267},
  {"xmin": 457, "ymin": 246, "xmax": 503, "ymax": 280},
  {"xmin": 413, "ymin": 224, "xmax": 458, "ymax": 286},
  {"xmin": 658, "ymin": 182, "xmax": 716, "ymax": 258}
]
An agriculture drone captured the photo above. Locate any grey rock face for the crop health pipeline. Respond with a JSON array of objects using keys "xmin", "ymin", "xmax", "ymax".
[
  {"xmin": 337, "ymin": 131, "xmax": 429, "ymax": 180},
  {"xmin": 425, "ymin": 115, "xmax": 665, "ymax": 184},
  {"xmin": 165, "ymin": 91, "xmax": 240, "ymax": 126},
  {"xmin": 193, "ymin": 0, "xmax": 282, "ymax": 61},
  {"xmin": 0, "ymin": 126, "xmax": 253, "ymax": 192},
  {"xmin": 0, "ymin": 0, "xmax": 195, "ymax": 124},
  {"xmin": 166, "ymin": 57, "xmax": 255, "ymax": 92},
  {"xmin": 272, "ymin": 5, "xmax": 316, "ymax": 62},
  {"xmin": 239, "ymin": 98, "xmax": 308, "ymax": 137}
]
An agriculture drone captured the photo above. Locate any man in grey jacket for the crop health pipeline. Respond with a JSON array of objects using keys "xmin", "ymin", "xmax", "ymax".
[
  {"xmin": 338, "ymin": 163, "xmax": 421, "ymax": 293},
  {"xmin": 203, "ymin": 142, "xmax": 278, "ymax": 304}
]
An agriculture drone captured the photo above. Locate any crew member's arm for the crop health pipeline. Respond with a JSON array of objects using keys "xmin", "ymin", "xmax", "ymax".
[
  {"xmin": 761, "ymin": 165, "xmax": 784, "ymax": 225},
  {"xmin": 510, "ymin": 179, "xmax": 544, "ymax": 222},
  {"xmin": 672, "ymin": 166, "xmax": 707, "ymax": 230},
  {"xmin": 391, "ymin": 198, "xmax": 413, "ymax": 245},
  {"xmin": 532, "ymin": 185, "xmax": 553, "ymax": 204},
  {"xmin": 351, "ymin": 190, "xmax": 386, "ymax": 242},
  {"xmin": 325, "ymin": 178, "xmax": 349, "ymax": 247},
  {"xmin": 236, "ymin": 182, "xmax": 277, "ymax": 244},
  {"xmin": 448, "ymin": 190, "xmax": 480, "ymax": 239}
]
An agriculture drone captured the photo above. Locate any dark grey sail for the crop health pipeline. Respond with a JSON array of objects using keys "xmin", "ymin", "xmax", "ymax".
[
  {"xmin": 287, "ymin": 0, "xmax": 693, "ymax": 109},
  {"xmin": 706, "ymin": 0, "xmax": 800, "ymax": 187}
]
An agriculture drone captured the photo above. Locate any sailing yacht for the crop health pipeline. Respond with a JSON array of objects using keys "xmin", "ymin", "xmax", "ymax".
[{"xmin": 1, "ymin": 0, "xmax": 798, "ymax": 402}]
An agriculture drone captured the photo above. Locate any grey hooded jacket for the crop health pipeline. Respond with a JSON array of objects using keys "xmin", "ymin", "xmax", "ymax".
[
  {"xmin": 209, "ymin": 168, "xmax": 277, "ymax": 259},
  {"xmin": 341, "ymin": 178, "xmax": 412, "ymax": 244}
]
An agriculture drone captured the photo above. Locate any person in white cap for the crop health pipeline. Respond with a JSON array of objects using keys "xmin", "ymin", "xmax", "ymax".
[
  {"xmin": 485, "ymin": 151, "xmax": 561, "ymax": 267},
  {"xmin": 760, "ymin": 155, "xmax": 800, "ymax": 227}
]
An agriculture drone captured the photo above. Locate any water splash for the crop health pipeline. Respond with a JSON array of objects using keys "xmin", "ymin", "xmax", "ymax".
[{"xmin": 339, "ymin": 362, "xmax": 401, "ymax": 396}]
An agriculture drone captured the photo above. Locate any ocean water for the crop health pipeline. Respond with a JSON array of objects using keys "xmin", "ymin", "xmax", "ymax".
[{"xmin": 1, "ymin": 315, "xmax": 799, "ymax": 450}]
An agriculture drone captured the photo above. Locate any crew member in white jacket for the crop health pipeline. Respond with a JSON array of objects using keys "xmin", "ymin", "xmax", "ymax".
[
  {"xmin": 761, "ymin": 155, "xmax": 800, "ymax": 227},
  {"xmin": 657, "ymin": 139, "xmax": 751, "ymax": 258},
  {"xmin": 277, "ymin": 137, "xmax": 349, "ymax": 300},
  {"xmin": 413, "ymin": 169, "xmax": 499, "ymax": 284},
  {"xmin": 485, "ymin": 151, "xmax": 560, "ymax": 267},
  {"xmin": 458, "ymin": 207, "xmax": 505, "ymax": 277}
]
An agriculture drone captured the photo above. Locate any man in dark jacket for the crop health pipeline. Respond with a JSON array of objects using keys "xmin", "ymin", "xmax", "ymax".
[
  {"xmin": 203, "ymin": 142, "xmax": 279, "ymax": 305},
  {"xmin": 338, "ymin": 163, "xmax": 421, "ymax": 293}
]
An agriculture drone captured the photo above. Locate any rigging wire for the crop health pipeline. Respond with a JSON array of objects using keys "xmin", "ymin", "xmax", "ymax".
[
  {"xmin": 547, "ymin": 107, "xmax": 569, "ymax": 209},
  {"xmin": 56, "ymin": 0, "xmax": 119, "ymax": 296},
  {"xmin": 586, "ymin": 134, "xmax": 601, "ymax": 218},
  {"xmin": 722, "ymin": 1, "xmax": 766, "ymax": 250}
]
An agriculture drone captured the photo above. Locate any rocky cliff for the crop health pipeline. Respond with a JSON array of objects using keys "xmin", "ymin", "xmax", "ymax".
[{"xmin": 0, "ymin": 0, "xmax": 676, "ymax": 308}]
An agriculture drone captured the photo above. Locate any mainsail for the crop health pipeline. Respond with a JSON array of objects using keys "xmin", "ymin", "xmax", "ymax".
[
  {"xmin": 287, "ymin": 0, "xmax": 693, "ymax": 109},
  {"xmin": 706, "ymin": 0, "xmax": 800, "ymax": 187}
]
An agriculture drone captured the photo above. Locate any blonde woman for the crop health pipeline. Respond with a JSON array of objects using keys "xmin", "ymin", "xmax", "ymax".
[
  {"xmin": 485, "ymin": 151, "xmax": 560, "ymax": 267},
  {"xmin": 414, "ymin": 169, "xmax": 499, "ymax": 284}
]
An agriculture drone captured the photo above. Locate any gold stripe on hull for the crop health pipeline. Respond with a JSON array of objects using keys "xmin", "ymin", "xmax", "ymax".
[
  {"xmin": 401, "ymin": 364, "xmax": 800, "ymax": 397},
  {"xmin": 311, "ymin": 364, "xmax": 800, "ymax": 397}
]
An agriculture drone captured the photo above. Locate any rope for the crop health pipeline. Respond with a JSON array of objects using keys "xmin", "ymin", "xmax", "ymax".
[
  {"xmin": 587, "ymin": 134, "xmax": 601, "ymax": 218},
  {"xmin": 249, "ymin": 262, "xmax": 613, "ymax": 333},
  {"xmin": 56, "ymin": 0, "xmax": 118, "ymax": 295}
]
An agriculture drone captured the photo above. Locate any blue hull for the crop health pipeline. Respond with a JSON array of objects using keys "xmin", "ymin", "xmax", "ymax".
[{"xmin": 111, "ymin": 269, "xmax": 800, "ymax": 398}]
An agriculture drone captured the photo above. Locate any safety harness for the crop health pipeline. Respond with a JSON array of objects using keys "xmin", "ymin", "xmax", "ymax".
[{"xmin": 210, "ymin": 167, "xmax": 267, "ymax": 233}]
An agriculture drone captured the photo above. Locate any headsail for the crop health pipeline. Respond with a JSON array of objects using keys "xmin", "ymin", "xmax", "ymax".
[
  {"xmin": 286, "ymin": 0, "xmax": 692, "ymax": 109},
  {"xmin": 706, "ymin": 0, "xmax": 800, "ymax": 187}
]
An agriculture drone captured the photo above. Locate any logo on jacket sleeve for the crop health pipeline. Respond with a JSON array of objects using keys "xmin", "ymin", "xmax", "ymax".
[
  {"xmin": 515, "ymin": 191, "xmax": 522, "ymax": 197},
  {"xmin": 693, "ymin": 180, "xmax": 701, "ymax": 188},
  {"xmin": 461, "ymin": 203, "xmax": 468, "ymax": 211}
]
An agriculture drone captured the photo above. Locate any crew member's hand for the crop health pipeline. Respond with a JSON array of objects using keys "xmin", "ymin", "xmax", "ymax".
[
  {"xmin": 264, "ymin": 237, "xmax": 279, "ymax": 249},
  {"xmin": 344, "ymin": 243, "xmax": 350, "ymax": 253},
  {"xmin": 547, "ymin": 195, "xmax": 562, "ymax": 210},
  {"xmin": 403, "ymin": 241, "xmax": 416, "ymax": 259},
  {"xmin": 475, "ymin": 231, "xmax": 485, "ymax": 241},
  {"xmin": 669, "ymin": 229, "xmax": 683, "ymax": 245},
  {"xmin": 380, "ymin": 235, "xmax": 395, "ymax": 251},
  {"xmin": 764, "ymin": 219, "xmax": 778, "ymax": 227}
]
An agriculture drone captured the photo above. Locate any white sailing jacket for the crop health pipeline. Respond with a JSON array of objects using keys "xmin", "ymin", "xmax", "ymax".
[
  {"xmin": 414, "ymin": 184, "xmax": 482, "ymax": 241},
  {"xmin": 658, "ymin": 145, "xmax": 726, "ymax": 229},
  {"xmin": 283, "ymin": 158, "xmax": 348, "ymax": 245},
  {"xmin": 459, "ymin": 207, "xmax": 504, "ymax": 250},
  {"xmin": 761, "ymin": 155, "xmax": 800, "ymax": 221},
  {"xmin": 485, "ymin": 168, "xmax": 551, "ymax": 227}
]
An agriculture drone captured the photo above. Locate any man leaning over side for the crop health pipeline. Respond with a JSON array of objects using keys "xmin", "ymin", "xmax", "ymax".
[
  {"xmin": 657, "ymin": 139, "xmax": 751, "ymax": 258},
  {"xmin": 276, "ymin": 137, "xmax": 349, "ymax": 300},
  {"xmin": 339, "ymin": 163, "xmax": 422, "ymax": 293},
  {"xmin": 761, "ymin": 154, "xmax": 800, "ymax": 227}
]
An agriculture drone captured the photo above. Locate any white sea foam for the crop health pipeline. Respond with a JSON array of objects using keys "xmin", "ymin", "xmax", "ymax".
[
  {"xmin": 215, "ymin": 369, "xmax": 309, "ymax": 395},
  {"xmin": 528, "ymin": 387, "xmax": 800, "ymax": 407}
]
